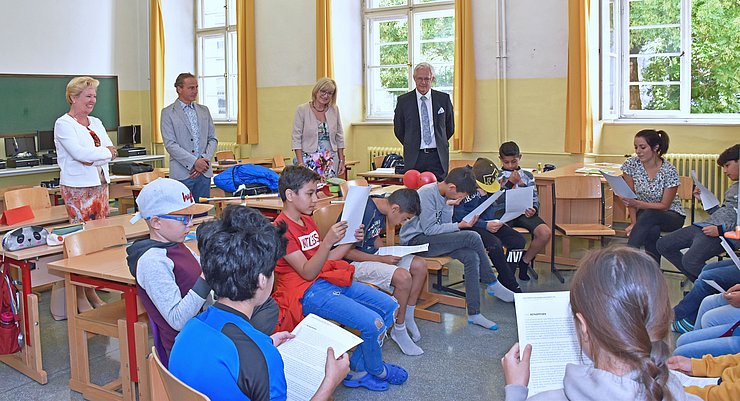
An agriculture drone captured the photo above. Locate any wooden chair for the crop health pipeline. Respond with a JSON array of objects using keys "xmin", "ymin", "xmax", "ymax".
[
  {"xmin": 119, "ymin": 170, "xmax": 166, "ymax": 213},
  {"xmin": 372, "ymin": 155, "xmax": 385, "ymax": 170},
  {"xmin": 0, "ymin": 184, "xmax": 33, "ymax": 211},
  {"xmin": 61, "ymin": 226, "xmax": 147, "ymax": 400},
  {"xmin": 339, "ymin": 178, "xmax": 368, "ymax": 198},
  {"xmin": 550, "ymin": 176, "xmax": 615, "ymax": 282},
  {"xmin": 4, "ymin": 187, "xmax": 52, "ymax": 210},
  {"xmin": 214, "ymin": 150, "xmax": 235, "ymax": 161},
  {"xmin": 149, "ymin": 347, "xmax": 210, "ymax": 401},
  {"xmin": 677, "ymin": 176, "xmax": 696, "ymax": 223},
  {"xmin": 313, "ymin": 203, "xmax": 344, "ymax": 238},
  {"xmin": 272, "ymin": 155, "xmax": 286, "ymax": 168}
]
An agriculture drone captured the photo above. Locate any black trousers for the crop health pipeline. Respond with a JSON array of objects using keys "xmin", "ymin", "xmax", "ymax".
[
  {"xmin": 412, "ymin": 149, "xmax": 446, "ymax": 180},
  {"xmin": 467, "ymin": 225, "xmax": 526, "ymax": 289}
]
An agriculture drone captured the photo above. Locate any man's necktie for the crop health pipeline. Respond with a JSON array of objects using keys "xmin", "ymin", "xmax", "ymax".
[{"xmin": 420, "ymin": 95, "xmax": 432, "ymax": 146}]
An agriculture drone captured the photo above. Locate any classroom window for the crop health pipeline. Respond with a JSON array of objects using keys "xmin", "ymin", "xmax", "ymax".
[
  {"xmin": 601, "ymin": 0, "xmax": 740, "ymax": 120},
  {"xmin": 196, "ymin": 0, "xmax": 237, "ymax": 122},
  {"xmin": 364, "ymin": 0, "xmax": 455, "ymax": 119}
]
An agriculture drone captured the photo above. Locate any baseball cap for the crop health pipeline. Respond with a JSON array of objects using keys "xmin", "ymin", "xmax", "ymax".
[
  {"xmin": 472, "ymin": 158, "xmax": 501, "ymax": 194},
  {"xmin": 130, "ymin": 178, "xmax": 213, "ymax": 223}
]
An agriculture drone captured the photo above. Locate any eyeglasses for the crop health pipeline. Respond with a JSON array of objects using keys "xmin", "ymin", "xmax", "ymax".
[
  {"xmin": 85, "ymin": 126, "xmax": 101, "ymax": 147},
  {"xmin": 319, "ymin": 89, "xmax": 334, "ymax": 96},
  {"xmin": 154, "ymin": 215, "xmax": 193, "ymax": 225},
  {"xmin": 415, "ymin": 77, "xmax": 433, "ymax": 82}
]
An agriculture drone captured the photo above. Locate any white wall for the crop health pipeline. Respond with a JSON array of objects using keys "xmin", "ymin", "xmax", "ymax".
[
  {"xmin": 162, "ymin": 0, "xmax": 196, "ymax": 102},
  {"xmin": 0, "ymin": 0, "xmax": 149, "ymax": 90}
]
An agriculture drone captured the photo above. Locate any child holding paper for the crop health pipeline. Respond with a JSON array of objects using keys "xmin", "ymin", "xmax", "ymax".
[
  {"xmin": 501, "ymin": 246, "xmax": 701, "ymax": 401},
  {"xmin": 673, "ymin": 284, "xmax": 740, "ymax": 358},
  {"xmin": 497, "ymin": 142, "xmax": 551, "ymax": 281},
  {"xmin": 452, "ymin": 158, "xmax": 527, "ymax": 293},
  {"xmin": 400, "ymin": 167, "xmax": 515, "ymax": 331},
  {"xmin": 657, "ymin": 144, "xmax": 739, "ymax": 284},
  {"xmin": 673, "ymin": 260, "xmax": 740, "ymax": 333},
  {"xmin": 272, "ymin": 166, "xmax": 408, "ymax": 392},
  {"xmin": 344, "ymin": 188, "xmax": 428, "ymax": 356},
  {"xmin": 620, "ymin": 129, "xmax": 685, "ymax": 263}
]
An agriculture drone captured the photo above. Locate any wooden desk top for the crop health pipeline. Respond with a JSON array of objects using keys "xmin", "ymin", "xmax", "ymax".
[
  {"xmin": 533, "ymin": 162, "xmax": 622, "ymax": 180},
  {"xmin": 358, "ymin": 170, "xmax": 404, "ymax": 179},
  {"xmin": 0, "ymin": 205, "xmax": 70, "ymax": 233}
]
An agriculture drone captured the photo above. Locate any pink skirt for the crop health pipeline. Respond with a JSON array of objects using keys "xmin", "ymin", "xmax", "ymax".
[{"xmin": 60, "ymin": 184, "xmax": 109, "ymax": 223}]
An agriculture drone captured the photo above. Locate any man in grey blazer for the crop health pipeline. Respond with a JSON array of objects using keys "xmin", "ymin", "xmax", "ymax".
[
  {"xmin": 393, "ymin": 62, "xmax": 455, "ymax": 180},
  {"xmin": 160, "ymin": 73, "xmax": 218, "ymax": 203}
]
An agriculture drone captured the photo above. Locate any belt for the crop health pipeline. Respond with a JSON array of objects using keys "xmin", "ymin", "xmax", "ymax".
[{"xmin": 419, "ymin": 148, "xmax": 437, "ymax": 154}]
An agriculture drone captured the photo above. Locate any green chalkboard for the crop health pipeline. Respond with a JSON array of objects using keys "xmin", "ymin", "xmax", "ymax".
[{"xmin": 0, "ymin": 74, "xmax": 119, "ymax": 134}]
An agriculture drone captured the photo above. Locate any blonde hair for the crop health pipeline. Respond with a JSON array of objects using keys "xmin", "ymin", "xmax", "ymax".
[
  {"xmin": 66, "ymin": 76, "xmax": 99, "ymax": 104},
  {"xmin": 571, "ymin": 246, "xmax": 674, "ymax": 401},
  {"xmin": 311, "ymin": 77, "xmax": 337, "ymax": 106}
]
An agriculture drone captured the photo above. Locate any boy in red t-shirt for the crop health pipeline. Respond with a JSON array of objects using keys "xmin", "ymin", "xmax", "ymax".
[{"xmin": 273, "ymin": 166, "xmax": 408, "ymax": 392}]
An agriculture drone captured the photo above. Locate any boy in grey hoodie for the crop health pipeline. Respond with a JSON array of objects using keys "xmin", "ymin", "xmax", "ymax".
[
  {"xmin": 657, "ymin": 144, "xmax": 739, "ymax": 282},
  {"xmin": 400, "ymin": 167, "xmax": 515, "ymax": 331},
  {"xmin": 126, "ymin": 178, "xmax": 278, "ymax": 361}
]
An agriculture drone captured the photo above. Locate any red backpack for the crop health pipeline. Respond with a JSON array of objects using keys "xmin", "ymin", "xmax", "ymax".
[{"xmin": 0, "ymin": 265, "xmax": 21, "ymax": 355}]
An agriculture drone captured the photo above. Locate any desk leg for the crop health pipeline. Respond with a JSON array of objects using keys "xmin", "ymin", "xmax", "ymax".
[
  {"xmin": 65, "ymin": 274, "xmax": 87, "ymax": 393},
  {"xmin": 134, "ymin": 321, "xmax": 151, "ymax": 401},
  {"xmin": 121, "ymin": 286, "xmax": 139, "ymax": 383}
]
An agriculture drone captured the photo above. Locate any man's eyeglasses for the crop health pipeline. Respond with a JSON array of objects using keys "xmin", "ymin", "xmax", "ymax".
[{"xmin": 154, "ymin": 215, "xmax": 193, "ymax": 225}]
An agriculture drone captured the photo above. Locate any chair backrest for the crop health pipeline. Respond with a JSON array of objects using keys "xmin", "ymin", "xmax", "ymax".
[
  {"xmin": 63, "ymin": 225, "xmax": 127, "ymax": 258},
  {"xmin": 339, "ymin": 178, "xmax": 369, "ymax": 198},
  {"xmin": 554, "ymin": 176, "xmax": 604, "ymax": 224},
  {"xmin": 215, "ymin": 150, "xmax": 235, "ymax": 161},
  {"xmin": 373, "ymin": 155, "xmax": 385, "ymax": 170},
  {"xmin": 677, "ymin": 176, "xmax": 694, "ymax": 201},
  {"xmin": 312, "ymin": 203, "xmax": 344, "ymax": 239},
  {"xmin": 272, "ymin": 155, "xmax": 286, "ymax": 168},
  {"xmin": 148, "ymin": 347, "xmax": 210, "ymax": 401},
  {"xmin": 448, "ymin": 159, "xmax": 475, "ymax": 170},
  {"xmin": 4, "ymin": 187, "xmax": 52, "ymax": 210},
  {"xmin": 132, "ymin": 170, "xmax": 165, "ymax": 186}
]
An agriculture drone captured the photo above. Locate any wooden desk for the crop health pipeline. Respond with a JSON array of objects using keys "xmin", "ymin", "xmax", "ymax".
[
  {"xmin": 0, "ymin": 205, "xmax": 70, "ymax": 233},
  {"xmin": 357, "ymin": 169, "xmax": 404, "ymax": 185},
  {"xmin": 533, "ymin": 163, "xmax": 626, "ymax": 266}
]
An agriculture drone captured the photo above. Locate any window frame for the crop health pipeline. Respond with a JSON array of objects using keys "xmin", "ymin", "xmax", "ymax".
[
  {"xmin": 362, "ymin": 0, "xmax": 455, "ymax": 120},
  {"xmin": 600, "ymin": 0, "xmax": 740, "ymax": 122},
  {"xmin": 195, "ymin": 0, "xmax": 237, "ymax": 122}
]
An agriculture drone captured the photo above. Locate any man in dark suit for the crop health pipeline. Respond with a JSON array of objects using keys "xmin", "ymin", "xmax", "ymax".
[{"xmin": 393, "ymin": 62, "xmax": 454, "ymax": 180}]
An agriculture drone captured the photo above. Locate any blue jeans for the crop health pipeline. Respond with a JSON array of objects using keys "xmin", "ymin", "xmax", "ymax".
[
  {"xmin": 656, "ymin": 225, "xmax": 729, "ymax": 281},
  {"xmin": 179, "ymin": 174, "xmax": 211, "ymax": 204},
  {"xmin": 301, "ymin": 279, "xmax": 397, "ymax": 375},
  {"xmin": 673, "ymin": 260, "xmax": 740, "ymax": 324},
  {"xmin": 407, "ymin": 230, "xmax": 498, "ymax": 315},
  {"xmin": 673, "ymin": 323, "xmax": 740, "ymax": 358},
  {"xmin": 696, "ymin": 295, "xmax": 740, "ymax": 329}
]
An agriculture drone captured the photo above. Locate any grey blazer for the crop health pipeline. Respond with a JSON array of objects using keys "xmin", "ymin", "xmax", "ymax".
[{"xmin": 160, "ymin": 100, "xmax": 218, "ymax": 180}]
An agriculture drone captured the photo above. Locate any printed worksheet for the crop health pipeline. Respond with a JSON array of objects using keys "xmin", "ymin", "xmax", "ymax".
[
  {"xmin": 336, "ymin": 185, "xmax": 371, "ymax": 245},
  {"xmin": 600, "ymin": 171, "xmax": 637, "ymax": 199},
  {"xmin": 690, "ymin": 170, "xmax": 720, "ymax": 210},
  {"xmin": 377, "ymin": 244, "xmax": 428, "ymax": 257},
  {"xmin": 498, "ymin": 186, "xmax": 534, "ymax": 223}
]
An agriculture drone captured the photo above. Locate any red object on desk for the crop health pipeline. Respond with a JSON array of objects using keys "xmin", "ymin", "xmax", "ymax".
[{"xmin": 0, "ymin": 205, "xmax": 34, "ymax": 226}]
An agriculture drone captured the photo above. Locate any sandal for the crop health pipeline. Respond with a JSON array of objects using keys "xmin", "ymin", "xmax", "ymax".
[
  {"xmin": 380, "ymin": 363, "xmax": 408, "ymax": 385},
  {"xmin": 342, "ymin": 373, "xmax": 389, "ymax": 391}
]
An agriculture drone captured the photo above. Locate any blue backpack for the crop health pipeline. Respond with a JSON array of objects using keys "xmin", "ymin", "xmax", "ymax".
[{"xmin": 213, "ymin": 164, "xmax": 279, "ymax": 193}]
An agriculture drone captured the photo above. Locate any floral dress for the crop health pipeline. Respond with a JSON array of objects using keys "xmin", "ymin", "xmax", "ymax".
[{"xmin": 301, "ymin": 122, "xmax": 337, "ymax": 180}]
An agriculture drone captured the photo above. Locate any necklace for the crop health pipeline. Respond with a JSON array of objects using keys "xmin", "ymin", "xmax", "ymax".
[
  {"xmin": 69, "ymin": 112, "xmax": 89, "ymax": 127},
  {"xmin": 311, "ymin": 101, "xmax": 327, "ymax": 113}
]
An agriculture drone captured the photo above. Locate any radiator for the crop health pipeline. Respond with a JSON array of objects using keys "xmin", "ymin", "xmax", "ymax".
[
  {"xmin": 665, "ymin": 153, "xmax": 730, "ymax": 199},
  {"xmin": 216, "ymin": 142, "xmax": 240, "ymax": 159},
  {"xmin": 367, "ymin": 146, "xmax": 402, "ymax": 168}
]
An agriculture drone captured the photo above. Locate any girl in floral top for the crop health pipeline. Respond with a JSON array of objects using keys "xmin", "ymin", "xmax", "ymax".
[{"xmin": 620, "ymin": 129, "xmax": 685, "ymax": 262}]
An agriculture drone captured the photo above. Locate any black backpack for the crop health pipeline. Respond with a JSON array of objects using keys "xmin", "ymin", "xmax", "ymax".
[{"xmin": 381, "ymin": 153, "xmax": 404, "ymax": 168}]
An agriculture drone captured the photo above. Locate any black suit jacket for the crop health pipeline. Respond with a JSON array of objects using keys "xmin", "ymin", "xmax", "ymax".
[{"xmin": 393, "ymin": 89, "xmax": 454, "ymax": 175}]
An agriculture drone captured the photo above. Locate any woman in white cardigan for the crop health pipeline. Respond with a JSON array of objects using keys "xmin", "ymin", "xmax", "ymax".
[
  {"xmin": 292, "ymin": 77, "xmax": 346, "ymax": 180},
  {"xmin": 51, "ymin": 76, "xmax": 118, "ymax": 318}
]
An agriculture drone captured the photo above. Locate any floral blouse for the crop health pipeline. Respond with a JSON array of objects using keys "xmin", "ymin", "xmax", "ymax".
[{"xmin": 621, "ymin": 156, "xmax": 685, "ymax": 216}]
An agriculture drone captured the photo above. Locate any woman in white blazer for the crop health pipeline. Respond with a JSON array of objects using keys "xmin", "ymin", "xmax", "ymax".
[
  {"xmin": 51, "ymin": 76, "xmax": 118, "ymax": 317},
  {"xmin": 292, "ymin": 77, "xmax": 346, "ymax": 180}
]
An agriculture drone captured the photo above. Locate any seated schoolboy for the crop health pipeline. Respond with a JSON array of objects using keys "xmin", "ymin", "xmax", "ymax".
[
  {"xmin": 668, "ymin": 352, "xmax": 740, "ymax": 400},
  {"xmin": 673, "ymin": 284, "xmax": 740, "ymax": 358},
  {"xmin": 169, "ymin": 205, "xmax": 349, "ymax": 401},
  {"xmin": 672, "ymin": 260, "xmax": 740, "ymax": 333},
  {"xmin": 452, "ymin": 158, "xmax": 527, "ymax": 293},
  {"xmin": 400, "ymin": 167, "xmax": 515, "ymax": 331},
  {"xmin": 344, "ymin": 188, "xmax": 427, "ymax": 356},
  {"xmin": 127, "ymin": 178, "xmax": 279, "ymax": 361},
  {"xmin": 657, "ymin": 144, "xmax": 739, "ymax": 282},
  {"xmin": 272, "ymin": 166, "xmax": 408, "ymax": 392},
  {"xmin": 497, "ymin": 141, "xmax": 552, "ymax": 281}
]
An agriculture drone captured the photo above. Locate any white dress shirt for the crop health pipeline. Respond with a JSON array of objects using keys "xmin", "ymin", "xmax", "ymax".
[{"xmin": 415, "ymin": 89, "xmax": 437, "ymax": 149}]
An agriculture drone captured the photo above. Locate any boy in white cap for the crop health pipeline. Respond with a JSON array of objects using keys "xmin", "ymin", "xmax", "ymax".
[{"xmin": 126, "ymin": 178, "xmax": 278, "ymax": 361}]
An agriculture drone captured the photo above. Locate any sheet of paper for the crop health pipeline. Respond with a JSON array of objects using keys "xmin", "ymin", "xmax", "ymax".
[
  {"xmin": 600, "ymin": 171, "xmax": 637, "ymax": 199},
  {"xmin": 373, "ymin": 168, "xmax": 396, "ymax": 174},
  {"xmin": 515, "ymin": 291, "xmax": 590, "ymax": 396},
  {"xmin": 719, "ymin": 237, "xmax": 740, "ymax": 270},
  {"xmin": 278, "ymin": 314, "xmax": 363, "ymax": 401},
  {"xmin": 671, "ymin": 370, "xmax": 719, "ymax": 388},
  {"xmin": 690, "ymin": 170, "xmax": 720, "ymax": 210},
  {"xmin": 336, "ymin": 185, "xmax": 372, "ymax": 245},
  {"xmin": 377, "ymin": 244, "xmax": 428, "ymax": 257},
  {"xmin": 463, "ymin": 191, "xmax": 504, "ymax": 223},
  {"xmin": 497, "ymin": 187, "xmax": 534, "ymax": 223},
  {"xmin": 703, "ymin": 279, "xmax": 726, "ymax": 293}
]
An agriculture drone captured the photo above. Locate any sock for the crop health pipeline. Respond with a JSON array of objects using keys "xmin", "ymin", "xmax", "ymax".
[
  {"xmin": 391, "ymin": 324, "xmax": 424, "ymax": 356},
  {"xmin": 405, "ymin": 305, "xmax": 421, "ymax": 342},
  {"xmin": 348, "ymin": 370, "xmax": 368, "ymax": 380},
  {"xmin": 671, "ymin": 319, "xmax": 694, "ymax": 334},
  {"xmin": 486, "ymin": 281, "xmax": 515, "ymax": 303},
  {"xmin": 375, "ymin": 366, "xmax": 387, "ymax": 379},
  {"xmin": 468, "ymin": 313, "xmax": 498, "ymax": 330},
  {"xmin": 518, "ymin": 260, "xmax": 530, "ymax": 281}
]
